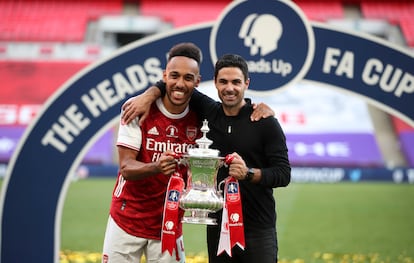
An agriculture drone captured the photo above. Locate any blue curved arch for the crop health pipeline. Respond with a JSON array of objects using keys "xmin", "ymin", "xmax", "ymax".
[
  {"xmin": 1, "ymin": 1, "xmax": 413, "ymax": 263},
  {"xmin": 0, "ymin": 25, "xmax": 213, "ymax": 263}
]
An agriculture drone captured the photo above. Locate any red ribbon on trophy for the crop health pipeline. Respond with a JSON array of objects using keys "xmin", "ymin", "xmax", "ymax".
[
  {"xmin": 217, "ymin": 176, "xmax": 245, "ymax": 256},
  {"xmin": 161, "ymin": 171, "xmax": 184, "ymax": 257}
]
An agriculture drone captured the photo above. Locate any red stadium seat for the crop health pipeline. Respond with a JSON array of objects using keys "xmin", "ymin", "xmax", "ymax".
[
  {"xmin": 360, "ymin": 0, "xmax": 414, "ymax": 46},
  {"xmin": 0, "ymin": 0, "xmax": 122, "ymax": 42},
  {"xmin": 0, "ymin": 60, "xmax": 90, "ymax": 104},
  {"xmin": 294, "ymin": 0, "xmax": 344, "ymax": 22},
  {"xmin": 139, "ymin": 0, "xmax": 231, "ymax": 28},
  {"xmin": 360, "ymin": 0, "xmax": 406, "ymax": 24},
  {"xmin": 400, "ymin": 17, "xmax": 414, "ymax": 47}
]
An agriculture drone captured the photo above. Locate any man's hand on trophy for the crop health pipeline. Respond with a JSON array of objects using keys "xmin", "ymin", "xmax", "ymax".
[
  {"xmin": 157, "ymin": 151, "xmax": 178, "ymax": 176},
  {"xmin": 226, "ymin": 153, "xmax": 248, "ymax": 181}
]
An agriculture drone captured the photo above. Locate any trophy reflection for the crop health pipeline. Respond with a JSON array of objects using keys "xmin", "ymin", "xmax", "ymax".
[{"xmin": 179, "ymin": 119, "xmax": 224, "ymax": 225}]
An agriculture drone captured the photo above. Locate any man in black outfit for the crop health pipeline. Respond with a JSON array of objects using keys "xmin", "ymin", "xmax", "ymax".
[{"xmin": 122, "ymin": 54, "xmax": 291, "ymax": 263}]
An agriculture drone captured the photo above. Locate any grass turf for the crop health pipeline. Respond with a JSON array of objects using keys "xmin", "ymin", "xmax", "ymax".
[{"xmin": 60, "ymin": 178, "xmax": 414, "ymax": 261}]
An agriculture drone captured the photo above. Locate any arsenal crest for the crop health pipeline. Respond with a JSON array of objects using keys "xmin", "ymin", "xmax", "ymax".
[{"xmin": 186, "ymin": 126, "xmax": 198, "ymax": 141}]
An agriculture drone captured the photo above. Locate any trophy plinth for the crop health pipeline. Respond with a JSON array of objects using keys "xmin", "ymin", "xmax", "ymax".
[{"xmin": 179, "ymin": 120, "xmax": 224, "ymax": 225}]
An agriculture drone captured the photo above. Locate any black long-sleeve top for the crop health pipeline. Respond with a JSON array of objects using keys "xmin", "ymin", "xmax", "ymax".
[
  {"xmin": 189, "ymin": 90, "xmax": 291, "ymax": 231},
  {"xmin": 156, "ymin": 82, "xmax": 291, "ymax": 230}
]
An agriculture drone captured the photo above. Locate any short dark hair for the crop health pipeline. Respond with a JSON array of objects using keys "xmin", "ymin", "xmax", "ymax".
[
  {"xmin": 167, "ymin": 42, "xmax": 202, "ymax": 65},
  {"xmin": 214, "ymin": 54, "xmax": 249, "ymax": 81}
]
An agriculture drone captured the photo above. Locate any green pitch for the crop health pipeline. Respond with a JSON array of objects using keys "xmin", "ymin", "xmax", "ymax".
[{"xmin": 60, "ymin": 178, "xmax": 414, "ymax": 262}]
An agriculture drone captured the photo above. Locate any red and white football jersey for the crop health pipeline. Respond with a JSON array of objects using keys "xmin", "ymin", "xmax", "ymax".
[{"xmin": 110, "ymin": 98, "xmax": 199, "ymax": 240}]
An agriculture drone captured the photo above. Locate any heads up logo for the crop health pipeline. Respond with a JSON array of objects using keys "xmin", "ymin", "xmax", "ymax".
[
  {"xmin": 210, "ymin": 0, "xmax": 315, "ymax": 93},
  {"xmin": 239, "ymin": 14, "xmax": 283, "ymax": 57}
]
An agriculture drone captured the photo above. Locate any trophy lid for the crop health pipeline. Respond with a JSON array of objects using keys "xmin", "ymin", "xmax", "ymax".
[{"xmin": 188, "ymin": 119, "xmax": 219, "ymax": 157}]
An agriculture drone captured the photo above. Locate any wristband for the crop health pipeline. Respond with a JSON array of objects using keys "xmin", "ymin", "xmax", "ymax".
[{"xmin": 245, "ymin": 168, "xmax": 254, "ymax": 181}]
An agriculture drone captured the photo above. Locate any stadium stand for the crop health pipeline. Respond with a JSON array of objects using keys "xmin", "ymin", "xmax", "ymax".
[
  {"xmin": 0, "ymin": 0, "xmax": 413, "ymax": 171},
  {"xmin": 0, "ymin": 0, "xmax": 123, "ymax": 42},
  {"xmin": 139, "ymin": 0, "xmax": 232, "ymax": 28},
  {"xmin": 138, "ymin": 0, "xmax": 414, "ymax": 47},
  {"xmin": 0, "ymin": 60, "xmax": 89, "ymax": 104},
  {"xmin": 1, "ymin": 0, "xmax": 413, "ymax": 46},
  {"xmin": 294, "ymin": 0, "xmax": 345, "ymax": 21},
  {"xmin": 399, "ymin": 17, "xmax": 414, "ymax": 47},
  {"xmin": 360, "ymin": 0, "xmax": 414, "ymax": 46},
  {"xmin": 139, "ymin": 0, "xmax": 345, "ymax": 27}
]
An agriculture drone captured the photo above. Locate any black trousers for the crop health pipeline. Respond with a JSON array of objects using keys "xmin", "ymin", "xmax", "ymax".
[{"xmin": 207, "ymin": 225, "xmax": 278, "ymax": 263}]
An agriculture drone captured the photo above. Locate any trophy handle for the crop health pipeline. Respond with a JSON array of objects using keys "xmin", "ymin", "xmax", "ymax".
[
  {"xmin": 217, "ymin": 179, "xmax": 226, "ymax": 195},
  {"xmin": 217, "ymin": 154, "xmax": 235, "ymax": 194}
]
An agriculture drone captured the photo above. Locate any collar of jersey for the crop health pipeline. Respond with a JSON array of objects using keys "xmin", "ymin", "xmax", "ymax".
[{"xmin": 156, "ymin": 98, "xmax": 190, "ymax": 119}]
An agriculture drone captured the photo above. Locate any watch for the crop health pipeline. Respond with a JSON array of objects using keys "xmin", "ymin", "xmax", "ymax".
[{"xmin": 246, "ymin": 167, "xmax": 254, "ymax": 181}]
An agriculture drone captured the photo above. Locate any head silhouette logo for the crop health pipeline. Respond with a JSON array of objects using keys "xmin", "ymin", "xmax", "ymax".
[
  {"xmin": 210, "ymin": 0, "xmax": 315, "ymax": 93},
  {"xmin": 239, "ymin": 14, "xmax": 283, "ymax": 56}
]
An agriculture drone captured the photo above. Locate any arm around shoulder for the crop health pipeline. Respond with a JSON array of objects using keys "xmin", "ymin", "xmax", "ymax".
[{"xmin": 121, "ymin": 84, "xmax": 162, "ymax": 125}]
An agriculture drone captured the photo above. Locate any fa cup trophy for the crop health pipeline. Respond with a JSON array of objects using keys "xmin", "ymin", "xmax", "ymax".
[{"xmin": 179, "ymin": 119, "xmax": 225, "ymax": 225}]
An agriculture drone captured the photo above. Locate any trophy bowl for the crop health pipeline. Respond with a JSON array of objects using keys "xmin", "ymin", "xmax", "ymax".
[
  {"xmin": 178, "ymin": 120, "xmax": 224, "ymax": 225},
  {"xmin": 179, "ymin": 153, "xmax": 224, "ymax": 225}
]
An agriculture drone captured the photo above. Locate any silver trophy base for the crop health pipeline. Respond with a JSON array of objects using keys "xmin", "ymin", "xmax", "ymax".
[{"xmin": 182, "ymin": 210, "xmax": 217, "ymax": 225}]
